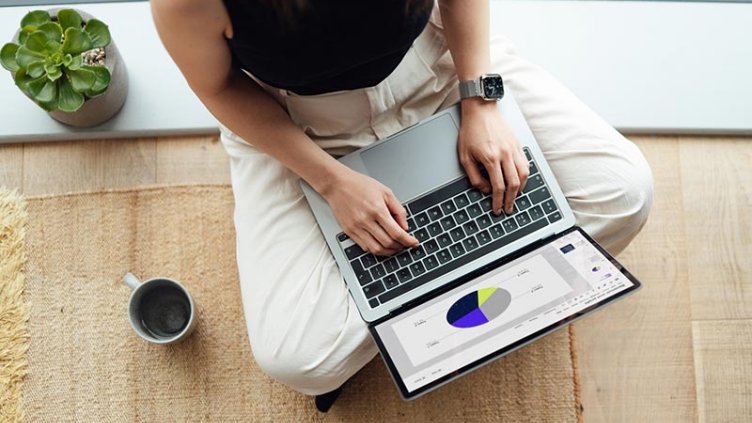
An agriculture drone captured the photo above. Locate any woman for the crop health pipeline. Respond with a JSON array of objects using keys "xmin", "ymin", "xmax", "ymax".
[{"xmin": 151, "ymin": 0, "xmax": 653, "ymax": 411}]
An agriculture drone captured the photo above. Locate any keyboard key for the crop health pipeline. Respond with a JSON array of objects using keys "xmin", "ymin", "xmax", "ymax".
[
  {"xmin": 502, "ymin": 218, "xmax": 518, "ymax": 233},
  {"xmin": 424, "ymin": 255, "xmax": 439, "ymax": 271},
  {"xmin": 409, "ymin": 261, "xmax": 426, "ymax": 277},
  {"xmin": 397, "ymin": 251, "xmax": 413, "ymax": 267},
  {"xmin": 490, "ymin": 210, "xmax": 505, "ymax": 223},
  {"xmin": 529, "ymin": 205, "xmax": 545, "ymax": 221},
  {"xmin": 415, "ymin": 212, "xmax": 430, "ymax": 227},
  {"xmin": 414, "ymin": 228, "xmax": 430, "ymax": 243},
  {"xmin": 427, "ymin": 222, "xmax": 443, "ymax": 237},
  {"xmin": 338, "ymin": 233, "xmax": 349, "ymax": 242},
  {"xmin": 528, "ymin": 187, "xmax": 552, "ymax": 204},
  {"xmin": 449, "ymin": 227, "xmax": 465, "ymax": 242},
  {"xmin": 407, "ymin": 218, "xmax": 416, "ymax": 232},
  {"xmin": 369, "ymin": 298, "xmax": 379, "ymax": 308},
  {"xmin": 489, "ymin": 224, "xmax": 505, "ymax": 239},
  {"xmin": 409, "ymin": 177, "xmax": 471, "ymax": 214},
  {"xmin": 363, "ymin": 280, "xmax": 385, "ymax": 299},
  {"xmin": 440, "ymin": 216, "xmax": 456, "ymax": 231},
  {"xmin": 383, "ymin": 274, "xmax": 399, "ymax": 289},
  {"xmin": 345, "ymin": 244, "xmax": 365, "ymax": 260},
  {"xmin": 542, "ymin": 199, "xmax": 557, "ymax": 214},
  {"xmin": 370, "ymin": 264, "xmax": 386, "ymax": 279},
  {"xmin": 384, "ymin": 257, "xmax": 399, "ymax": 273},
  {"xmin": 463, "ymin": 220, "xmax": 479, "ymax": 235},
  {"xmin": 515, "ymin": 196, "xmax": 532, "ymax": 211},
  {"xmin": 427, "ymin": 206, "xmax": 443, "ymax": 221},
  {"xmin": 548, "ymin": 211, "xmax": 563, "ymax": 223},
  {"xmin": 437, "ymin": 233, "xmax": 452, "ymax": 248},
  {"xmin": 524, "ymin": 148, "xmax": 532, "ymax": 161},
  {"xmin": 361, "ymin": 254, "xmax": 377, "ymax": 268},
  {"xmin": 454, "ymin": 209, "xmax": 470, "ymax": 225},
  {"xmin": 410, "ymin": 246, "xmax": 427, "ymax": 261},
  {"xmin": 351, "ymin": 259, "xmax": 364, "ymax": 273},
  {"xmin": 515, "ymin": 211, "xmax": 532, "ymax": 227},
  {"xmin": 377, "ymin": 217, "xmax": 550, "ymax": 304},
  {"xmin": 453, "ymin": 193, "xmax": 470, "ymax": 209},
  {"xmin": 529, "ymin": 161, "xmax": 539, "ymax": 175},
  {"xmin": 424, "ymin": 239, "xmax": 439, "ymax": 254},
  {"xmin": 449, "ymin": 243, "xmax": 466, "ymax": 258},
  {"xmin": 462, "ymin": 237, "xmax": 479, "ymax": 252},
  {"xmin": 467, "ymin": 204, "xmax": 483, "ymax": 218},
  {"xmin": 441, "ymin": 200, "xmax": 457, "ymax": 214},
  {"xmin": 480, "ymin": 197, "xmax": 492, "ymax": 212},
  {"xmin": 467, "ymin": 189, "xmax": 484, "ymax": 202},
  {"xmin": 477, "ymin": 230, "xmax": 492, "ymax": 245},
  {"xmin": 355, "ymin": 268, "xmax": 372, "ymax": 286},
  {"xmin": 437, "ymin": 249, "xmax": 452, "ymax": 264},
  {"xmin": 396, "ymin": 268, "xmax": 412, "ymax": 283},
  {"xmin": 477, "ymin": 214, "xmax": 492, "ymax": 229},
  {"xmin": 523, "ymin": 174, "xmax": 544, "ymax": 192},
  {"xmin": 541, "ymin": 199, "xmax": 557, "ymax": 214}
]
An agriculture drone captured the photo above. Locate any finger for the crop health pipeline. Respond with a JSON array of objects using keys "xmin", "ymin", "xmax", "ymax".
[
  {"xmin": 364, "ymin": 220, "xmax": 402, "ymax": 255},
  {"xmin": 378, "ymin": 211, "xmax": 419, "ymax": 248},
  {"xmin": 383, "ymin": 193, "xmax": 419, "ymax": 247},
  {"xmin": 350, "ymin": 229, "xmax": 382, "ymax": 256},
  {"xmin": 501, "ymin": 153, "xmax": 521, "ymax": 214},
  {"xmin": 461, "ymin": 154, "xmax": 490, "ymax": 193},
  {"xmin": 484, "ymin": 157, "xmax": 506, "ymax": 216},
  {"xmin": 383, "ymin": 191, "xmax": 411, "ymax": 233},
  {"xmin": 515, "ymin": 149, "xmax": 530, "ymax": 193}
]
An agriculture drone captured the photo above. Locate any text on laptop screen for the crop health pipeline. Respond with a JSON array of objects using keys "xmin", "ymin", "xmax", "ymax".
[{"xmin": 374, "ymin": 229, "xmax": 635, "ymax": 393}]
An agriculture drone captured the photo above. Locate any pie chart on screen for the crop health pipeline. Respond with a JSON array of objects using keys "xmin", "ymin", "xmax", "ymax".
[{"xmin": 446, "ymin": 287, "xmax": 512, "ymax": 328}]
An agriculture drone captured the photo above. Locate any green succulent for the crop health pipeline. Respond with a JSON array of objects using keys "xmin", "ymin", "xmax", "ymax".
[{"xmin": 0, "ymin": 9, "xmax": 112, "ymax": 113}]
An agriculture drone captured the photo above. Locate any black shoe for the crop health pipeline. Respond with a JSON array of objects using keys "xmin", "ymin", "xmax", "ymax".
[{"xmin": 314, "ymin": 385, "xmax": 344, "ymax": 413}]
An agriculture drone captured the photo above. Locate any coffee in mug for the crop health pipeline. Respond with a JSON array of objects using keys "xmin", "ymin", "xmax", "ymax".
[{"xmin": 123, "ymin": 273, "xmax": 197, "ymax": 344}]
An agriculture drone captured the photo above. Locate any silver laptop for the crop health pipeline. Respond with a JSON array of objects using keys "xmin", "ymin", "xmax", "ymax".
[{"xmin": 300, "ymin": 92, "xmax": 641, "ymax": 400}]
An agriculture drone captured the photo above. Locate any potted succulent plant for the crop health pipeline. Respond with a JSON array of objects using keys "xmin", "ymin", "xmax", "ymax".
[{"xmin": 0, "ymin": 8, "xmax": 128, "ymax": 127}]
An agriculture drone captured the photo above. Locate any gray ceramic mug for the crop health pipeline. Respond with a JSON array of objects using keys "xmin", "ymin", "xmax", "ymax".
[{"xmin": 123, "ymin": 273, "xmax": 197, "ymax": 344}]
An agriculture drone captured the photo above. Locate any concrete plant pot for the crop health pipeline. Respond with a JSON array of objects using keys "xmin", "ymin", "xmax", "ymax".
[{"xmin": 12, "ymin": 8, "xmax": 128, "ymax": 128}]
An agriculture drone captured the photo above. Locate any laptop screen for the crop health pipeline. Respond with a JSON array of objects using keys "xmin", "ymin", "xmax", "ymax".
[{"xmin": 372, "ymin": 228, "xmax": 639, "ymax": 397}]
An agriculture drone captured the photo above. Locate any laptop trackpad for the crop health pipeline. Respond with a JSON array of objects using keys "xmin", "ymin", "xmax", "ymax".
[{"xmin": 361, "ymin": 114, "xmax": 464, "ymax": 203}]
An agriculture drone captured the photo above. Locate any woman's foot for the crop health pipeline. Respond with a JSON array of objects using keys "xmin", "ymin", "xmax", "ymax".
[{"xmin": 314, "ymin": 385, "xmax": 344, "ymax": 413}]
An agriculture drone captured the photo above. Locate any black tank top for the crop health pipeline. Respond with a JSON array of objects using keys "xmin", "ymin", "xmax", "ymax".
[{"xmin": 222, "ymin": 0, "xmax": 433, "ymax": 95}]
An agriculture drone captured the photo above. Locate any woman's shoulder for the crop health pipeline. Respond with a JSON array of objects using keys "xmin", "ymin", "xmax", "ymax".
[
  {"xmin": 152, "ymin": 0, "xmax": 231, "ymax": 37},
  {"xmin": 152, "ymin": 0, "xmax": 225, "ymax": 20}
]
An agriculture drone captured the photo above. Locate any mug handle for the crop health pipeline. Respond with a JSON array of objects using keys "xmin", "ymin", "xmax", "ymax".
[{"xmin": 123, "ymin": 272, "xmax": 141, "ymax": 290}]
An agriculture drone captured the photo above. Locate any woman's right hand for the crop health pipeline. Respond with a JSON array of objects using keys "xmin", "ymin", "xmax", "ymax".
[{"xmin": 321, "ymin": 169, "xmax": 419, "ymax": 256}]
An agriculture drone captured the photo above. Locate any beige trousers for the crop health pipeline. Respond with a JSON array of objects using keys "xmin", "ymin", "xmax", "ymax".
[{"xmin": 220, "ymin": 9, "xmax": 654, "ymax": 396}]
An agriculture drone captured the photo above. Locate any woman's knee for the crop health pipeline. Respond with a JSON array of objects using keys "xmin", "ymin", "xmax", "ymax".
[
  {"xmin": 242, "ymin": 273, "xmax": 375, "ymax": 396},
  {"xmin": 250, "ymin": 346, "xmax": 340, "ymax": 396},
  {"xmin": 614, "ymin": 142, "xmax": 654, "ymax": 225},
  {"xmin": 572, "ymin": 140, "xmax": 654, "ymax": 253},
  {"xmin": 248, "ymin": 330, "xmax": 360, "ymax": 396}
]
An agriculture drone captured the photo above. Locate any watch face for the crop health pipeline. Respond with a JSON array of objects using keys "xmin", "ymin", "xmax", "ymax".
[{"xmin": 482, "ymin": 75, "xmax": 504, "ymax": 99}]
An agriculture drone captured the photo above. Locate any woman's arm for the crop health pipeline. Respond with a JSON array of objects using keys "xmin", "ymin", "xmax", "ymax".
[
  {"xmin": 150, "ymin": 0, "xmax": 417, "ymax": 255},
  {"xmin": 151, "ymin": 0, "xmax": 342, "ymax": 196},
  {"xmin": 439, "ymin": 0, "xmax": 529, "ymax": 215}
]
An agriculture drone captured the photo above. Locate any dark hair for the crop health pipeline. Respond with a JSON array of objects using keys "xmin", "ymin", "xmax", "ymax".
[{"xmin": 263, "ymin": 0, "xmax": 433, "ymax": 26}]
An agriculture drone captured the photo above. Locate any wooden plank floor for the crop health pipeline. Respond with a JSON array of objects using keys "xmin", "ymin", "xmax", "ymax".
[{"xmin": 1, "ymin": 134, "xmax": 750, "ymax": 422}]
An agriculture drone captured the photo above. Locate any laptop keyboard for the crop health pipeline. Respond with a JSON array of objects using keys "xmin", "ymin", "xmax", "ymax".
[{"xmin": 338, "ymin": 147, "xmax": 562, "ymax": 309}]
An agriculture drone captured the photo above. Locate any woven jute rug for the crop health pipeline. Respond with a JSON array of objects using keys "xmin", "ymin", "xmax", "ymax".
[{"xmin": 4, "ymin": 185, "xmax": 582, "ymax": 422}]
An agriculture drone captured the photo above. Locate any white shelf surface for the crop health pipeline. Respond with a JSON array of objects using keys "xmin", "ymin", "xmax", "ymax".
[{"xmin": 0, "ymin": 0, "xmax": 751, "ymax": 143}]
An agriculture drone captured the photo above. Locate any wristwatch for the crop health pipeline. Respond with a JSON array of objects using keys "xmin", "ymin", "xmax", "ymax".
[{"xmin": 459, "ymin": 73, "xmax": 505, "ymax": 101}]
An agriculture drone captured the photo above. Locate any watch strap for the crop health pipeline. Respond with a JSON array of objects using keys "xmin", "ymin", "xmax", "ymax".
[{"xmin": 459, "ymin": 79, "xmax": 482, "ymax": 99}]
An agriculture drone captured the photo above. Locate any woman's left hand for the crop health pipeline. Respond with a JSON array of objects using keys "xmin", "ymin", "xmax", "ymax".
[{"xmin": 457, "ymin": 99, "xmax": 530, "ymax": 215}]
